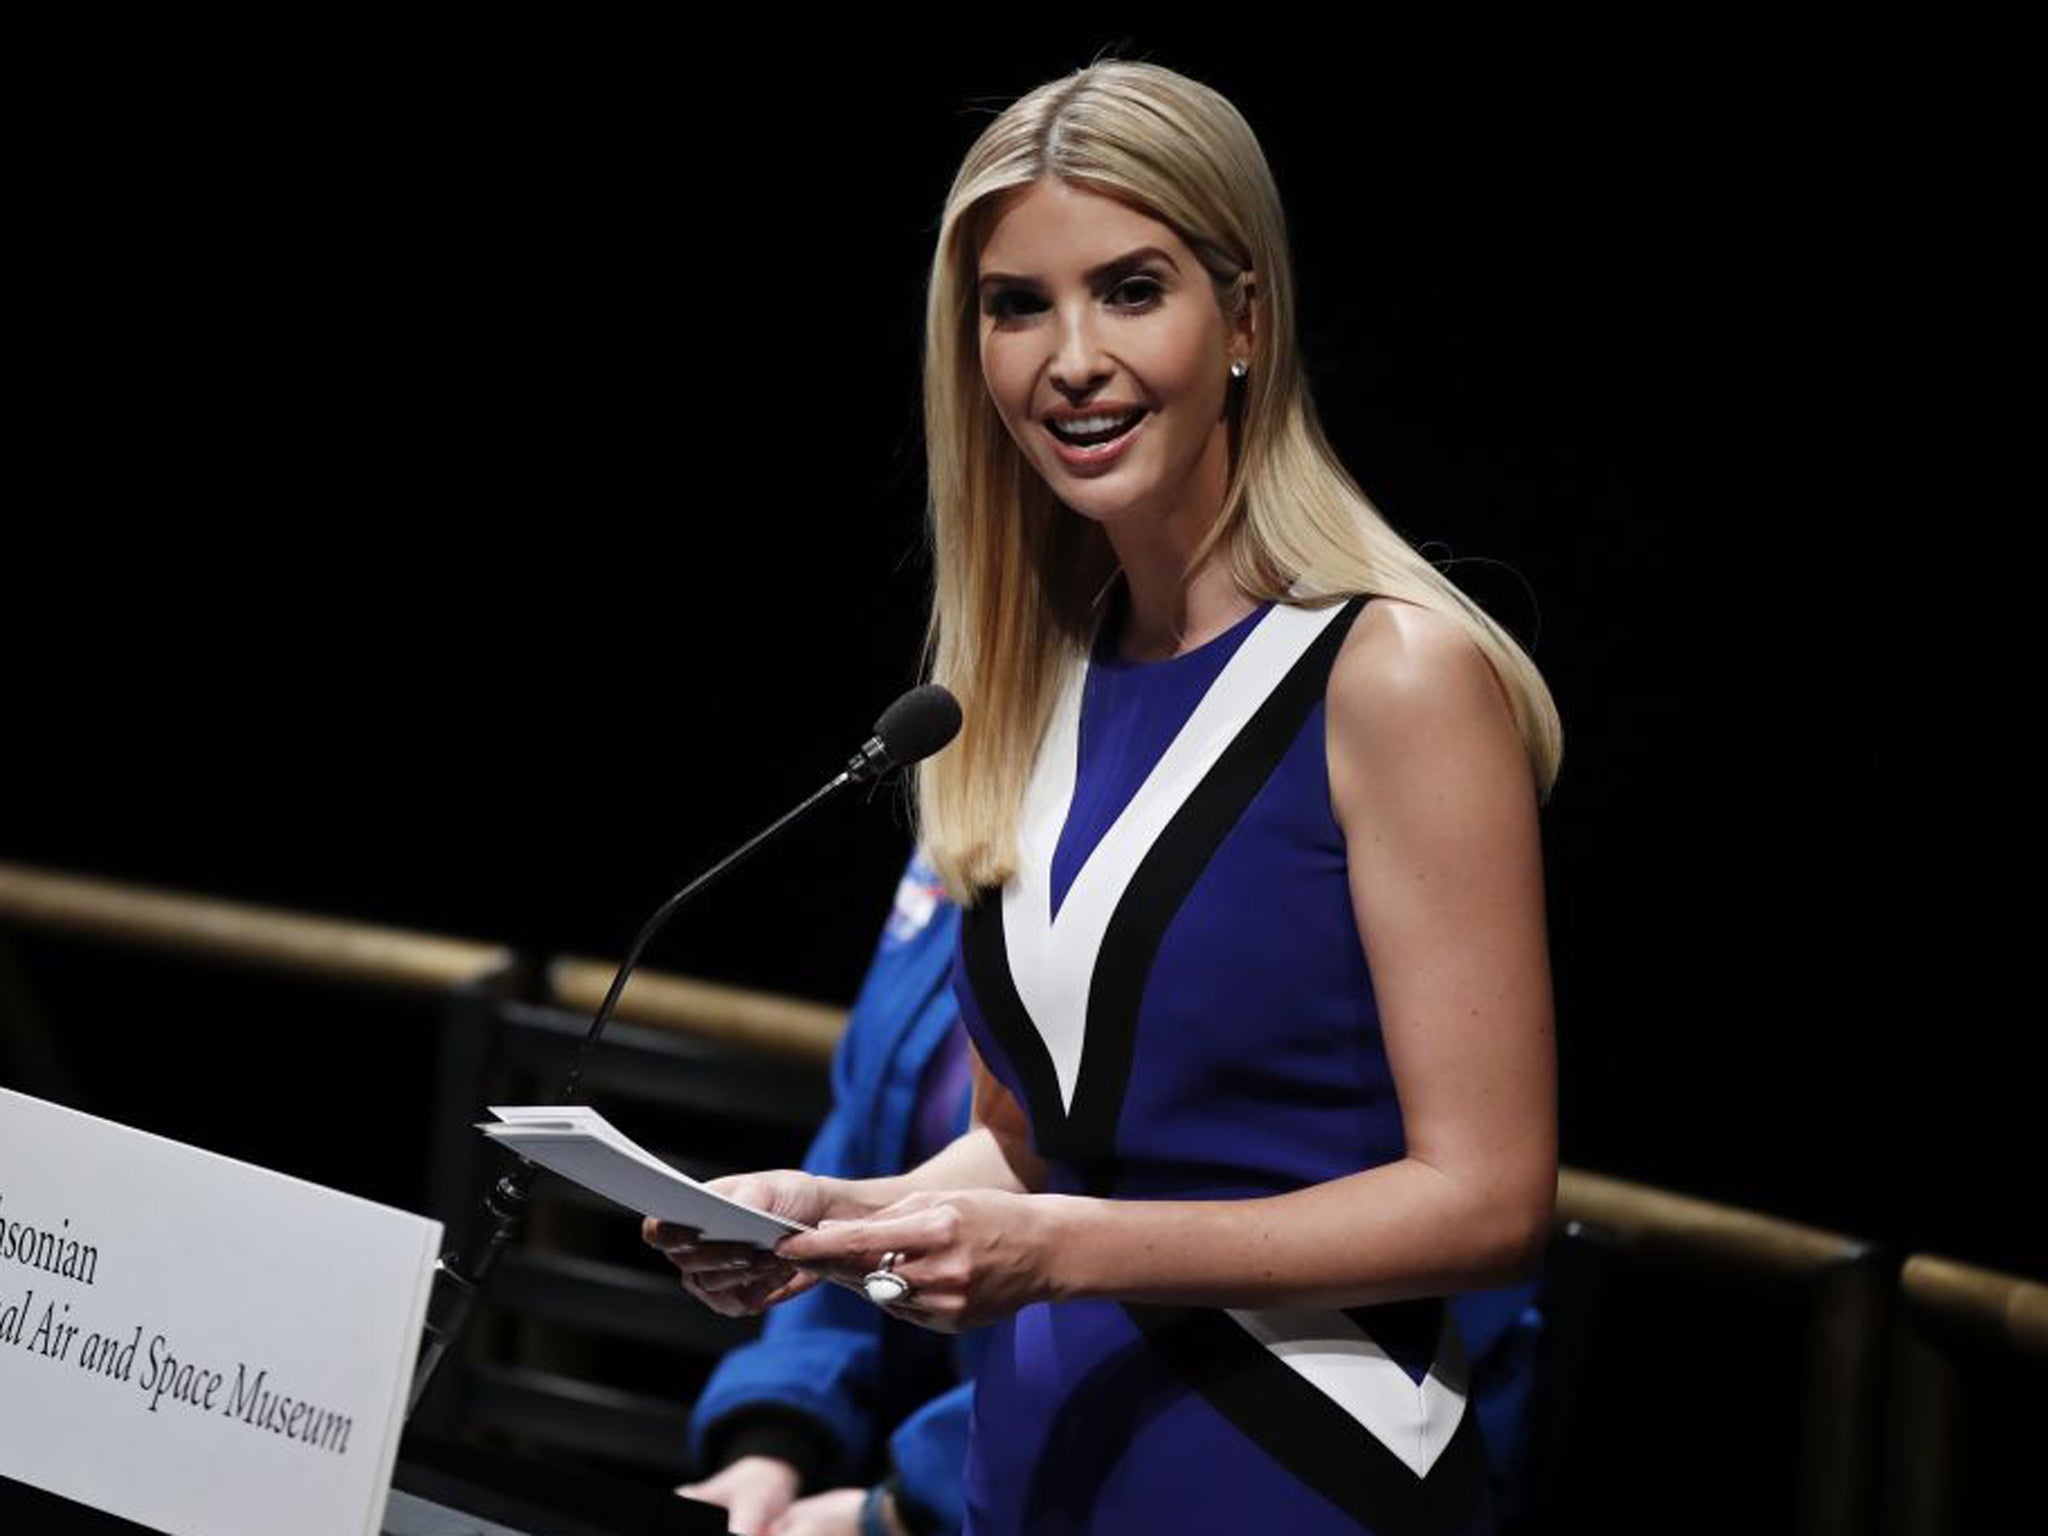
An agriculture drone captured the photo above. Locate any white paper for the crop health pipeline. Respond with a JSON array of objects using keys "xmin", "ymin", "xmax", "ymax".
[{"xmin": 479, "ymin": 1106, "xmax": 805, "ymax": 1247}]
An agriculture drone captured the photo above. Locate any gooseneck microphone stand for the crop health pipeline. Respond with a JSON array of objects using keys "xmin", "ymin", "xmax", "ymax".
[{"xmin": 407, "ymin": 685, "xmax": 962, "ymax": 1417}]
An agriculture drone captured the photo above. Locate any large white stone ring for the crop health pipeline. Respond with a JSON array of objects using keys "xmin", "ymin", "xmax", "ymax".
[{"xmin": 863, "ymin": 1250, "xmax": 912, "ymax": 1307}]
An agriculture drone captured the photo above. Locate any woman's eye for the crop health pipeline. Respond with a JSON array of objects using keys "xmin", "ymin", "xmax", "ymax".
[
  {"xmin": 982, "ymin": 277, "xmax": 1162, "ymax": 322},
  {"xmin": 1109, "ymin": 276, "xmax": 1164, "ymax": 309},
  {"xmin": 984, "ymin": 290, "xmax": 1044, "ymax": 320}
]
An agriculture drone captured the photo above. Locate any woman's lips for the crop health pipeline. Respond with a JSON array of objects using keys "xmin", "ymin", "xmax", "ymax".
[{"xmin": 1043, "ymin": 410, "xmax": 1148, "ymax": 469}]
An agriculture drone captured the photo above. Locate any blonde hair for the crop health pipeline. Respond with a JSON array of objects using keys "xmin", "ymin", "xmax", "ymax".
[{"xmin": 914, "ymin": 58, "xmax": 1563, "ymax": 901}]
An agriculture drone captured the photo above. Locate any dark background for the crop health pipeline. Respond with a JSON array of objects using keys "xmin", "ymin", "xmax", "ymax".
[{"xmin": 3, "ymin": 24, "xmax": 2024, "ymax": 1285}]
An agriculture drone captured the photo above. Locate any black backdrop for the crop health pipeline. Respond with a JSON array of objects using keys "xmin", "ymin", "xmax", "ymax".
[{"xmin": 4, "ymin": 26, "xmax": 2028, "ymax": 1285}]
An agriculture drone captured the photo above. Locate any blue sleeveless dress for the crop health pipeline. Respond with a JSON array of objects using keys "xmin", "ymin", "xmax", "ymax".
[{"xmin": 951, "ymin": 589, "xmax": 1493, "ymax": 1536}]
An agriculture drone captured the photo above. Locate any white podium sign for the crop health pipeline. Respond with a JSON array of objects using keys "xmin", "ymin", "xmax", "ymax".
[{"xmin": 0, "ymin": 1086, "xmax": 441, "ymax": 1536}]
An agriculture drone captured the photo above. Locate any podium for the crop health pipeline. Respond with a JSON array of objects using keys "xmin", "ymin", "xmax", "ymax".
[{"xmin": 0, "ymin": 1429, "xmax": 728, "ymax": 1535}]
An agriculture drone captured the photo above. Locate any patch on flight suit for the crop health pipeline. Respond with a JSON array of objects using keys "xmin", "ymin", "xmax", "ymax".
[{"xmin": 883, "ymin": 852, "xmax": 947, "ymax": 948}]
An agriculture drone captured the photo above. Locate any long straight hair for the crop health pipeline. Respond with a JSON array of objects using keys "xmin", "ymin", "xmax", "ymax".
[{"xmin": 915, "ymin": 60, "xmax": 1563, "ymax": 902}]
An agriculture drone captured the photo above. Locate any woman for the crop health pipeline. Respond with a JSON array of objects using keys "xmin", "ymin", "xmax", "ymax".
[{"xmin": 650, "ymin": 58, "xmax": 1559, "ymax": 1536}]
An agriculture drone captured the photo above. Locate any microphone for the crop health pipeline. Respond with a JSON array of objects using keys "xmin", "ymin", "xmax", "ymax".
[
  {"xmin": 564, "ymin": 681, "xmax": 959, "ymax": 1106},
  {"xmin": 847, "ymin": 684, "xmax": 965, "ymax": 783},
  {"xmin": 408, "ymin": 683, "xmax": 961, "ymax": 1415}
]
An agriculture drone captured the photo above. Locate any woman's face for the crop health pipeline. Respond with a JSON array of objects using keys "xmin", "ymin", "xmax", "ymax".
[{"xmin": 975, "ymin": 178, "xmax": 1251, "ymax": 535}]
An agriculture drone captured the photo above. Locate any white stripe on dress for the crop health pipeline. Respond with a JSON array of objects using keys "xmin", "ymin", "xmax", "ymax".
[
  {"xmin": 1001, "ymin": 599, "xmax": 1350, "ymax": 1114},
  {"xmin": 1225, "ymin": 1303, "xmax": 1471, "ymax": 1478}
]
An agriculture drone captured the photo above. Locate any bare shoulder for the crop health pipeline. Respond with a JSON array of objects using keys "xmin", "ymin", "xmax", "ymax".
[
  {"xmin": 1325, "ymin": 596, "xmax": 1528, "ymax": 825},
  {"xmin": 1328, "ymin": 596, "xmax": 1512, "ymax": 732}
]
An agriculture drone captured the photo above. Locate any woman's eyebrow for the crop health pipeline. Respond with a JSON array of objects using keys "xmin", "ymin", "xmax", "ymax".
[{"xmin": 977, "ymin": 245, "xmax": 1181, "ymax": 292}]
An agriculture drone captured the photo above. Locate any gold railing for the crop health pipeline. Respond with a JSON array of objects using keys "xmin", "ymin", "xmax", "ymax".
[
  {"xmin": 0, "ymin": 862, "xmax": 514, "ymax": 993},
  {"xmin": 545, "ymin": 958, "xmax": 843, "ymax": 1065}
]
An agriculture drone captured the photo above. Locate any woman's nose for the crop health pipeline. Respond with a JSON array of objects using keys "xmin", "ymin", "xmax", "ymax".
[{"xmin": 1049, "ymin": 304, "xmax": 1110, "ymax": 394}]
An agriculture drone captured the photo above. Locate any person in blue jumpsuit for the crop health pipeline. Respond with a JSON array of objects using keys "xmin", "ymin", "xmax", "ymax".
[{"xmin": 674, "ymin": 851, "xmax": 1544, "ymax": 1536}]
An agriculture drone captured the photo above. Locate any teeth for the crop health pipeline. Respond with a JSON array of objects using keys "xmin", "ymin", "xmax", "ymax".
[{"xmin": 1048, "ymin": 410, "xmax": 1143, "ymax": 443}]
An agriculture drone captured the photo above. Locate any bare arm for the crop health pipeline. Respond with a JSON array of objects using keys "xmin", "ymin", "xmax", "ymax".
[
  {"xmin": 1032, "ymin": 599, "xmax": 1558, "ymax": 1308},
  {"xmin": 650, "ymin": 1031, "xmax": 1052, "ymax": 1313}
]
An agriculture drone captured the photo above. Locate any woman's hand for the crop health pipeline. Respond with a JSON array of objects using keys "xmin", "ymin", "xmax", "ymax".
[
  {"xmin": 772, "ymin": 1188, "xmax": 1058, "ymax": 1333},
  {"xmin": 674, "ymin": 1455, "xmax": 801, "ymax": 1536},
  {"xmin": 642, "ymin": 1170, "xmax": 837, "ymax": 1317}
]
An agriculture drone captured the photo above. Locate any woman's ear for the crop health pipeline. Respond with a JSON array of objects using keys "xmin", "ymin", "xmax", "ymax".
[{"xmin": 1234, "ymin": 270, "xmax": 1259, "ymax": 360}]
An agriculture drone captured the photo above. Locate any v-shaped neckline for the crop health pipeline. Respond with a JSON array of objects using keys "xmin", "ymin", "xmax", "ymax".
[
  {"xmin": 1051, "ymin": 593, "xmax": 1279, "ymax": 923},
  {"xmin": 996, "ymin": 598, "xmax": 1356, "ymax": 1115}
]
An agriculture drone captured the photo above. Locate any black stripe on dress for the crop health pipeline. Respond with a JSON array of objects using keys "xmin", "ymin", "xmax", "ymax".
[
  {"xmin": 961, "ymin": 882, "xmax": 1075, "ymax": 1165},
  {"xmin": 1123, "ymin": 1300, "xmax": 1489, "ymax": 1536}
]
